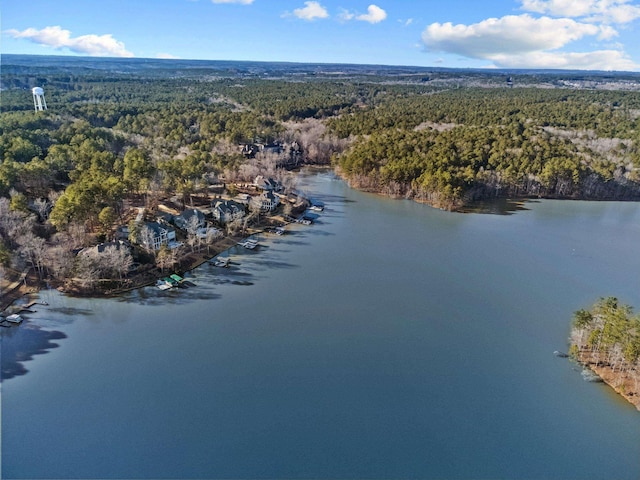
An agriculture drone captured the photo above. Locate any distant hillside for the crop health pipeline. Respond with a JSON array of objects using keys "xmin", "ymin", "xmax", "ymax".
[{"xmin": 3, "ymin": 53, "xmax": 640, "ymax": 85}]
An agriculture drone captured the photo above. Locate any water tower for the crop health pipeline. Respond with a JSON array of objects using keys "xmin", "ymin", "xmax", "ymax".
[{"xmin": 32, "ymin": 87, "xmax": 47, "ymax": 111}]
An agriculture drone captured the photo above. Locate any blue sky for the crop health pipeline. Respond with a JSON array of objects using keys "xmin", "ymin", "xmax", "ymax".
[{"xmin": 3, "ymin": 0, "xmax": 640, "ymax": 71}]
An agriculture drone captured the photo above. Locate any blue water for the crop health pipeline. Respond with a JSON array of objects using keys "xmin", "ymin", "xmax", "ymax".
[{"xmin": 2, "ymin": 171, "xmax": 640, "ymax": 479}]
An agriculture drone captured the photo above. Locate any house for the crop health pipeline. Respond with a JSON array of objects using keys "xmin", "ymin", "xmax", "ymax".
[
  {"xmin": 196, "ymin": 226, "xmax": 222, "ymax": 240},
  {"xmin": 212, "ymin": 199, "xmax": 246, "ymax": 224},
  {"xmin": 116, "ymin": 225, "xmax": 130, "ymax": 240},
  {"xmin": 241, "ymin": 144, "xmax": 259, "ymax": 158},
  {"xmin": 249, "ymin": 190, "xmax": 281, "ymax": 212},
  {"xmin": 140, "ymin": 222, "xmax": 177, "ymax": 250},
  {"xmin": 174, "ymin": 208, "xmax": 206, "ymax": 231},
  {"xmin": 234, "ymin": 193, "xmax": 251, "ymax": 205},
  {"xmin": 259, "ymin": 142, "xmax": 283, "ymax": 154},
  {"xmin": 254, "ymin": 175, "xmax": 283, "ymax": 192},
  {"xmin": 80, "ymin": 240, "xmax": 131, "ymax": 256}
]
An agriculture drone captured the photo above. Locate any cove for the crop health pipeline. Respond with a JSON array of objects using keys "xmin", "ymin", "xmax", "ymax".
[{"xmin": 2, "ymin": 170, "xmax": 640, "ymax": 479}]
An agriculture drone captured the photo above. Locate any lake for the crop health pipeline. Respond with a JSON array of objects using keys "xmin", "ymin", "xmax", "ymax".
[{"xmin": 2, "ymin": 170, "xmax": 640, "ymax": 479}]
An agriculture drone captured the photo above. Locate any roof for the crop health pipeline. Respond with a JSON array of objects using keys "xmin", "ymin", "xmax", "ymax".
[
  {"xmin": 254, "ymin": 175, "xmax": 282, "ymax": 190},
  {"xmin": 212, "ymin": 199, "xmax": 245, "ymax": 213},
  {"xmin": 144, "ymin": 221, "xmax": 172, "ymax": 236},
  {"xmin": 81, "ymin": 240, "xmax": 130, "ymax": 255}
]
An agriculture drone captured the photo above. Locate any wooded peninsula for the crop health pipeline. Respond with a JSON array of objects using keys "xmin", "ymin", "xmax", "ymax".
[
  {"xmin": 570, "ymin": 298, "xmax": 640, "ymax": 411},
  {"xmin": 1, "ymin": 55, "xmax": 639, "ymax": 303}
]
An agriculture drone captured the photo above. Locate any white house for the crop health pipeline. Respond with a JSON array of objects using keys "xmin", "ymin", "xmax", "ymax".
[
  {"xmin": 141, "ymin": 222, "xmax": 177, "ymax": 250},
  {"xmin": 249, "ymin": 190, "xmax": 280, "ymax": 212}
]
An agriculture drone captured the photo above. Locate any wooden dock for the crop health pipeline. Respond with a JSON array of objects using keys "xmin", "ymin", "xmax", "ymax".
[{"xmin": 11, "ymin": 300, "xmax": 48, "ymax": 314}]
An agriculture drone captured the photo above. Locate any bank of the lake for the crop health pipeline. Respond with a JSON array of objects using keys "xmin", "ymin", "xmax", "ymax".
[
  {"xmin": 2, "ymin": 171, "xmax": 640, "ymax": 479},
  {"xmin": 1, "ymin": 221, "xmax": 288, "ymax": 314},
  {"xmin": 576, "ymin": 355, "xmax": 640, "ymax": 411},
  {"xmin": 335, "ymin": 166, "xmax": 640, "ymax": 213},
  {"xmin": 568, "ymin": 297, "xmax": 640, "ymax": 411}
]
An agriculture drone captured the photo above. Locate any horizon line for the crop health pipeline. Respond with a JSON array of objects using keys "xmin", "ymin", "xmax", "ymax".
[{"xmin": 2, "ymin": 52, "xmax": 640, "ymax": 75}]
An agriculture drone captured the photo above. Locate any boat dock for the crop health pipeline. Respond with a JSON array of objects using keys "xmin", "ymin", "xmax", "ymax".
[{"xmin": 0, "ymin": 299, "xmax": 49, "ymax": 327}]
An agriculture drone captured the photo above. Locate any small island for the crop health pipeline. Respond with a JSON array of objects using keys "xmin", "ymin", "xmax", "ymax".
[{"xmin": 569, "ymin": 297, "xmax": 640, "ymax": 411}]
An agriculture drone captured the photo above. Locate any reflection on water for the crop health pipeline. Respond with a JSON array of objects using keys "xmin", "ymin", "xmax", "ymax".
[
  {"xmin": 459, "ymin": 197, "xmax": 538, "ymax": 214},
  {"xmin": 120, "ymin": 284, "xmax": 223, "ymax": 306},
  {"xmin": 46, "ymin": 306, "xmax": 93, "ymax": 317},
  {"xmin": 1, "ymin": 322, "xmax": 67, "ymax": 382}
]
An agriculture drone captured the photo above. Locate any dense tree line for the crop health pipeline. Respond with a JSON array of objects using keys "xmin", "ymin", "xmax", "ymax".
[
  {"xmin": 570, "ymin": 297, "xmax": 640, "ymax": 399},
  {"xmin": 331, "ymin": 88, "xmax": 640, "ymax": 209}
]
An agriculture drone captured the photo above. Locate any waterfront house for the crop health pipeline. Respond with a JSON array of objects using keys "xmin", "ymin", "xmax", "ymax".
[
  {"xmin": 196, "ymin": 226, "xmax": 222, "ymax": 240},
  {"xmin": 80, "ymin": 240, "xmax": 131, "ymax": 256},
  {"xmin": 254, "ymin": 175, "xmax": 283, "ymax": 192},
  {"xmin": 174, "ymin": 208, "xmax": 206, "ymax": 231},
  {"xmin": 141, "ymin": 222, "xmax": 177, "ymax": 250},
  {"xmin": 249, "ymin": 190, "xmax": 280, "ymax": 212},
  {"xmin": 211, "ymin": 199, "xmax": 246, "ymax": 224}
]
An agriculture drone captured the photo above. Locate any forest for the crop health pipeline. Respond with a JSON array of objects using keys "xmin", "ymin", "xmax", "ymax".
[
  {"xmin": 1, "ymin": 54, "xmax": 639, "ymax": 294},
  {"xmin": 330, "ymin": 87, "xmax": 640, "ymax": 209},
  {"xmin": 570, "ymin": 297, "xmax": 640, "ymax": 409}
]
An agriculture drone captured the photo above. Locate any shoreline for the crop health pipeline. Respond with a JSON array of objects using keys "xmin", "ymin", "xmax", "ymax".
[
  {"xmin": 334, "ymin": 169, "xmax": 640, "ymax": 213},
  {"xmin": 1, "ymin": 223, "xmax": 286, "ymax": 313},
  {"xmin": 574, "ymin": 351, "xmax": 640, "ymax": 412}
]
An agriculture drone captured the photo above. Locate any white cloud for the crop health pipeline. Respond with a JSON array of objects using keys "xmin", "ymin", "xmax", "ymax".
[
  {"xmin": 292, "ymin": 1, "xmax": 329, "ymax": 21},
  {"xmin": 356, "ymin": 5, "xmax": 387, "ymax": 24},
  {"xmin": 211, "ymin": 0, "xmax": 254, "ymax": 4},
  {"xmin": 5, "ymin": 25, "xmax": 134, "ymax": 57},
  {"xmin": 597, "ymin": 24, "xmax": 619, "ymax": 39},
  {"xmin": 521, "ymin": 0, "xmax": 597, "ymax": 17},
  {"xmin": 339, "ymin": 4, "xmax": 387, "ymax": 24},
  {"xmin": 338, "ymin": 8, "xmax": 355, "ymax": 22},
  {"xmin": 489, "ymin": 49, "xmax": 638, "ymax": 70},
  {"xmin": 520, "ymin": 0, "xmax": 640, "ymax": 24},
  {"xmin": 156, "ymin": 53, "xmax": 180, "ymax": 59},
  {"xmin": 422, "ymin": 15, "xmax": 601, "ymax": 57},
  {"xmin": 421, "ymin": 13, "xmax": 638, "ymax": 70}
]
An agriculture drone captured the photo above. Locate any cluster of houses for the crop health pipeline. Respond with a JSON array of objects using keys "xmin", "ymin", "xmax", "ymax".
[
  {"xmin": 240, "ymin": 141, "xmax": 303, "ymax": 169},
  {"xmin": 117, "ymin": 176, "xmax": 287, "ymax": 252}
]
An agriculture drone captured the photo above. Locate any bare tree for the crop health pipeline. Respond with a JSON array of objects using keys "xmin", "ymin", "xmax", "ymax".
[
  {"xmin": 0, "ymin": 198, "xmax": 34, "ymax": 244},
  {"xmin": 33, "ymin": 198, "xmax": 51, "ymax": 221},
  {"xmin": 139, "ymin": 225, "xmax": 157, "ymax": 254},
  {"xmin": 184, "ymin": 215, "xmax": 202, "ymax": 252},
  {"xmin": 156, "ymin": 244, "xmax": 180, "ymax": 272},
  {"xmin": 48, "ymin": 190, "xmax": 62, "ymax": 205},
  {"xmin": 204, "ymin": 227, "xmax": 223, "ymax": 253},
  {"xmin": 17, "ymin": 232, "xmax": 47, "ymax": 279},
  {"xmin": 238, "ymin": 162, "xmax": 261, "ymax": 183},
  {"xmin": 226, "ymin": 217, "xmax": 243, "ymax": 237},
  {"xmin": 44, "ymin": 244, "xmax": 74, "ymax": 281},
  {"xmin": 102, "ymin": 245, "xmax": 133, "ymax": 280},
  {"xmin": 67, "ymin": 222, "xmax": 91, "ymax": 250},
  {"xmin": 74, "ymin": 252, "xmax": 101, "ymax": 291}
]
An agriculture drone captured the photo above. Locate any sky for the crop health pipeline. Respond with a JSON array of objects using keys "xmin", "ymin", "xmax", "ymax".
[{"xmin": 2, "ymin": 0, "xmax": 640, "ymax": 71}]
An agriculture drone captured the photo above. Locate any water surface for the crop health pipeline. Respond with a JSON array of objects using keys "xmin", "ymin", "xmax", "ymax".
[{"xmin": 2, "ymin": 171, "xmax": 640, "ymax": 479}]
